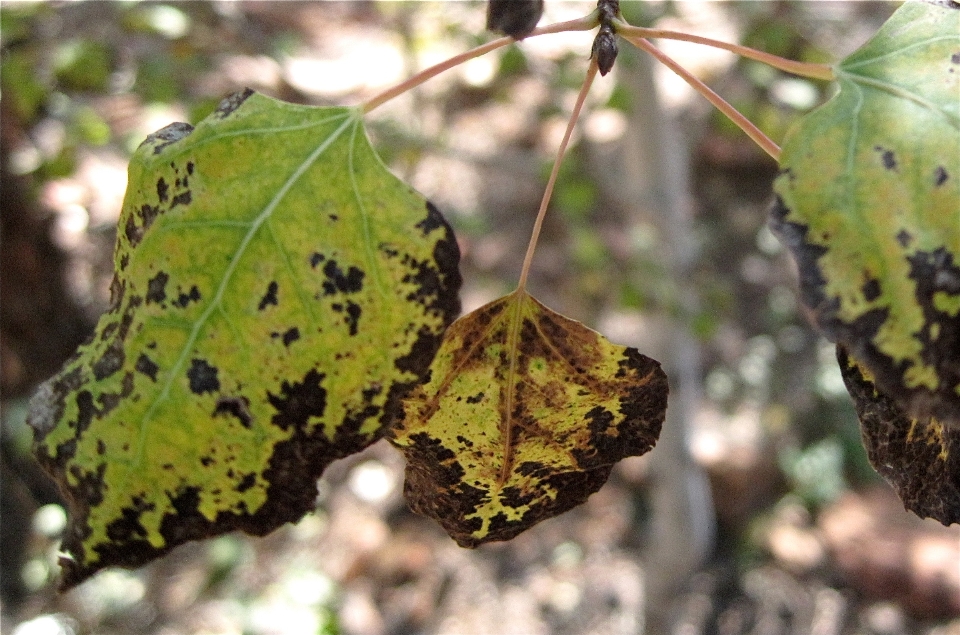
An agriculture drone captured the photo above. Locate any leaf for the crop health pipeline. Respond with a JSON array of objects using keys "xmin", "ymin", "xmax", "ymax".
[
  {"xmin": 838, "ymin": 345, "xmax": 960, "ymax": 525},
  {"xmin": 771, "ymin": 0, "xmax": 960, "ymax": 426},
  {"xmin": 27, "ymin": 89, "xmax": 462, "ymax": 587},
  {"xmin": 390, "ymin": 289, "xmax": 667, "ymax": 547}
]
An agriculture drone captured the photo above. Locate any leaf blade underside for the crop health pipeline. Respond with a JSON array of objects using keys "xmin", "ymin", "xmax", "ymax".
[
  {"xmin": 771, "ymin": 0, "xmax": 960, "ymax": 426},
  {"xmin": 390, "ymin": 290, "xmax": 667, "ymax": 547},
  {"xmin": 27, "ymin": 90, "xmax": 461, "ymax": 587}
]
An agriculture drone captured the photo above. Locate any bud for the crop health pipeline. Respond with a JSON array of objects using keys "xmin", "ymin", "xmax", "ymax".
[
  {"xmin": 486, "ymin": 0, "xmax": 544, "ymax": 40},
  {"xmin": 592, "ymin": 28, "xmax": 618, "ymax": 76}
]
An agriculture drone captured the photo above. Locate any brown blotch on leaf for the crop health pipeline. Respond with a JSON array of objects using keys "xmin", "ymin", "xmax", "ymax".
[
  {"xmin": 214, "ymin": 88, "xmax": 255, "ymax": 119},
  {"xmin": 141, "ymin": 122, "xmax": 194, "ymax": 155},
  {"xmin": 838, "ymin": 345, "xmax": 960, "ymax": 526}
]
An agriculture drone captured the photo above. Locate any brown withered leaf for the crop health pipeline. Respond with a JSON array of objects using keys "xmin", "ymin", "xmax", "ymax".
[{"xmin": 390, "ymin": 289, "xmax": 667, "ymax": 547}]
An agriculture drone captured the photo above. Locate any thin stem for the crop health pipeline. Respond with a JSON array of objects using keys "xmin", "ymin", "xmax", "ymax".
[
  {"xmin": 516, "ymin": 60, "xmax": 600, "ymax": 292},
  {"xmin": 625, "ymin": 36, "xmax": 781, "ymax": 161},
  {"xmin": 363, "ymin": 15, "xmax": 598, "ymax": 114},
  {"xmin": 614, "ymin": 21, "xmax": 834, "ymax": 82}
]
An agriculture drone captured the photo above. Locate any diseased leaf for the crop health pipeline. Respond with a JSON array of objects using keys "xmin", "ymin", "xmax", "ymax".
[
  {"xmin": 771, "ymin": 0, "xmax": 960, "ymax": 426},
  {"xmin": 27, "ymin": 89, "xmax": 461, "ymax": 587},
  {"xmin": 838, "ymin": 345, "xmax": 960, "ymax": 525},
  {"xmin": 390, "ymin": 289, "xmax": 667, "ymax": 547}
]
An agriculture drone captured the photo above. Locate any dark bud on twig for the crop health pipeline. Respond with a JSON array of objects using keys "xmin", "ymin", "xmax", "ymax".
[
  {"xmin": 487, "ymin": 0, "xmax": 544, "ymax": 39},
  {"xmin": 592, "ymin": 27, "xmax": 618, "ymax": 75},
  {"xmin": 592, "ymin": 0, "xmax": 620, "ymax": 75}
]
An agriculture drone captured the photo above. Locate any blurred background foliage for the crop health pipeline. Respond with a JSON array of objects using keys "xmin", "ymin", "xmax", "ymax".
[{"xmin": 2, "ymin": 2, "xmax": 958, "ymax": 635}]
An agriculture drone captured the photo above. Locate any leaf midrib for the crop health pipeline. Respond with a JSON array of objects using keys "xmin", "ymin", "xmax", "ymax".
[{"xmin": 130, "ymin": 110, "xmax": 361, "ymax": 470}]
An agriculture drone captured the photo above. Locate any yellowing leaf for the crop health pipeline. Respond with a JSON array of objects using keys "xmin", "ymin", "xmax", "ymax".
[
  {"xmin": 27, "ymin": 90, "xmax": 461, "ymax": 587},
  {"xmin": 771, "ymin": 0, "xmax": 960, "ymax": 425},
  {"xmin": 390, "ymin": 290, "xmax": 667, "ymax": 547},
  {"xmin": 838, "ymin": 345, "xmax": 959, "ymax": 525}
]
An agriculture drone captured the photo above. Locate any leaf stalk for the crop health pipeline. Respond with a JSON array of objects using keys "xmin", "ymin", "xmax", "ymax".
[
  {"xmin": 614, "ymin": 21, "xmax": 835, "ymax": 82},
  {"xmin": 517, "ymin": 59, "xmax": 600, "ymax": 291},
  {"xmin": 624, "ymin": 35, "xmax": 781, "ymax": 162},
  {"xmin": 363, "ymin": 15, "xmax": 598, "ymax": 114}
]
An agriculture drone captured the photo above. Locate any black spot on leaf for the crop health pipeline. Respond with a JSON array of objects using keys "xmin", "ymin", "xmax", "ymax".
[
  {"xmin": 236, "ymin": 473, "xmax": 257, "ymax": 492},
  {"xmin": 135, "ymin": 354, "xmax": 159, "ymax": 381},
  {"xmin": 272, "ymin": 327, "xmax": 300, "ymax": 346},
  {"xmin": 310, "ymin": 252, "xmax": 324, "ymax": 268},
  {"xmin": 874, "ymin": 146, "xmax": 898, "ymax": 171},
  {"xmin": 187, "ymin": 359, "xmax": 220, "ymax": 394},
  {"xmin": 258, "ymin": 281, "xmax": 279, "ymax": 310},
  {"xmin": 171, "ymin": 191, "xmax": 192, "ymax": 208},
  {"xmin": 466, "ymin": 391, "xmax": 485, "ymax": 404},
  {"xmin": 862, "ymin": 277, "xmax": 882, "ymax": 302},
  {"xmin": 935, "ymin": 166, "xmax": 949, "ymax": 186},
  {"xmin": 214, "ymin": 396, "xmax": 254, "ymax": 428},
  {"xmin": 146, "ymin": 272, "xmax": 169, "ymax": 304},
  {"xmin": 267, "ymin": 368, "xmax": 327, "ymax": 431},
  {"xmin": 106, "ymin": 495, "xmax": 154, "ymax": 542},
  {"xmin": 321, "ymin": 259, "xmax": 364, "ymax": 295},
  {"xmin": 157, "ymin": 178, "xmax": 169, "ymax": 203},
  {"xmin": 897, "ymin": 230, "xmax": 914, "ymax": 248},
  {"xmin": 345, "ymin": 302, "xmax": 361, "ymax": 336},
  {"xmin": 172, "ymin": 285, "xmax": 201, "ymax": 308},
  {"xmin": 418, "ymin": 202, "xmax": 447, "ymax": 236}
]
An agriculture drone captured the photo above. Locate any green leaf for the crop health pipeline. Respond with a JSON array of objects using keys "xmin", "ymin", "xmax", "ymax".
[
  {"xmin": 838, "ymin": 345, "xmax": 959, "ymax": 525},
  {"xmin": 27, "ymin": 89, "xmax": 461, "ymax": 587},
  {"xmin": 771, "ymin": 0, "xmax": 960, "ymax": 425},
  {"xmin": 390, "ymin": 289, "xmax": 666, "ymax": 547}
]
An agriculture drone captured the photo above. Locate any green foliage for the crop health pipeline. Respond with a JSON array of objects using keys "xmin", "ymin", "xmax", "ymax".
[
  {"xmin": 772, "ymin": 0, "xmax": 960, "ymax": 426},
  {"xmin": 391, "ymin": 289, "xmax": 666, "ymax": 547},
  {"xmin": 27, "ymin": 91, "xmax": 461, "ymax": 587}
]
